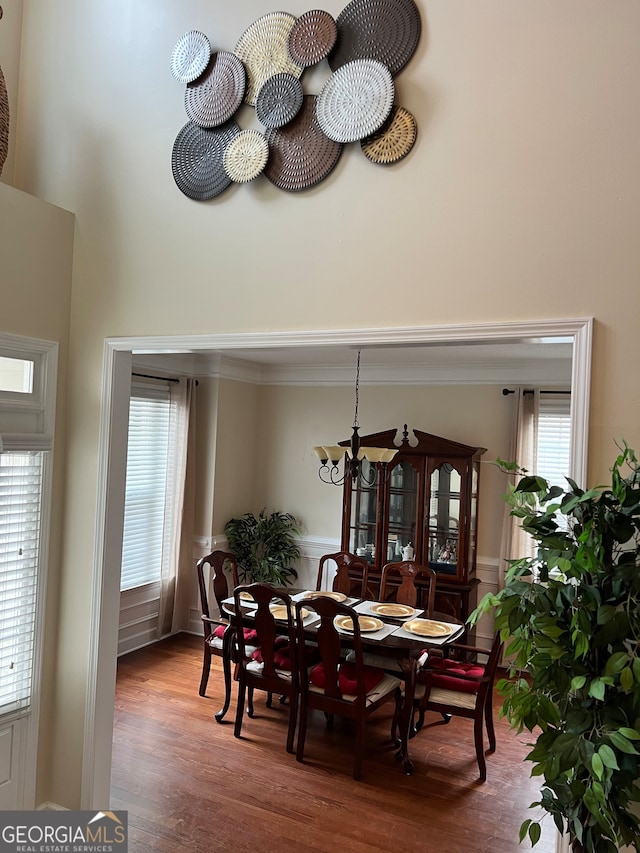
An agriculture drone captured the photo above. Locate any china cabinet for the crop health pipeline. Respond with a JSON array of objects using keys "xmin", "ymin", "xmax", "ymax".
[{"xmin": 340, "ymin": 425, "xmax": 486, "ymax": 624}]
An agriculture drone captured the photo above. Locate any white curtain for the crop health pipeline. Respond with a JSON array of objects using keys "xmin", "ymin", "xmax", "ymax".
[
  {"xmin": 497, "ymin": 387, "xmax": 539, "ymax": 590},
  {"xmin": 157, "ymin": 378, "xmax": 196, "ymax": 637}
]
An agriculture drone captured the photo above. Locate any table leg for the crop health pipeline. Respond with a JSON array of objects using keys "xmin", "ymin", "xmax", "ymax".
[{"xmin": 395, "ymin": 657, "xmax": 416, "ymax": 775}]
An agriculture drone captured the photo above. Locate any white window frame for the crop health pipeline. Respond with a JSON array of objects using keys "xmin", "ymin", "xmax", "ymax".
[{"xmin": 0, "ymin": 332, "xmax": 57, "ymax": 808}]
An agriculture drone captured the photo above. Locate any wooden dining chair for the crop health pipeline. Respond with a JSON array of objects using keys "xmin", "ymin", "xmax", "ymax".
[
  {"xmin": 295, "ymin": 595, "xmax": 402, "ymax": 780},
  {"xmin": 196, "ymin": 549, "xmax": 243, "ymax": 722},
  {"xmin": 232, "ymin": 583, "xmax": 300, "ymax": 754},
  {"xmin": 395, "ymin": 634, "xmax": 503, "ymax": 781},
  {"xmin": 380, "ymin": 560, "xmax": 437, "ymax": 615},
  {"xmin": 316, "ymin": 551, "xmax": 370, "ymax": 598}
]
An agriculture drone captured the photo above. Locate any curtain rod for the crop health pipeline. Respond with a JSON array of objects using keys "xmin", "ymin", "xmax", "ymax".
[{"xmin": 502, "ymin": 388, "xmax": 570, "ymax": 396}]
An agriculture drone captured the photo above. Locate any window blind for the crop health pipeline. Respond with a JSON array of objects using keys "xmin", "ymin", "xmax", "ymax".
[
  {"xmin": 0, "ymin": 452, "xmax": 44, "ymax": 717},
  {"xmin": 120, "ymin": 386, "xmax": 172, "ymax": 591},
  {"xmin": 537, "ymin": 394, "xmax": 572, "ymax": 490}
]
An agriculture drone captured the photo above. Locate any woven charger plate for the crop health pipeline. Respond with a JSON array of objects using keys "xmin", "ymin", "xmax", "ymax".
[
  {"xmin": 288, "ymin": 9, "xmax": 337, "ymax": 67},
  {"xmin": 255, "ymin": 72, "xmax": 304, "ymax": 128},
  {"xmin": 264, "ymin": 95, "xmax": 343, "ymax": 192},
  {"xmin": 184, "ymin": 51, "xmax": 246, "ymax": 128},
  {"xmin": 316, "ymin": 58, "xmax": 394, "ymax": 144},
  {"xmin": 361, "ymin": 105, "xmax": 417, "ymax": 164},
  {"xmin": 170, "ymin": 30, "xmax": 212, "ymax": 83},
  {"xmin": 171, "ymin": 120, "xmax": 241, "ymax": 201},
  {"xmin": 223, "ymin": 128, "xmax": 269, "ymax": 183},
  {"xmin": 234, "ymin": 12, "xmax": 304, "ymax": 106},
  {"xmin": 329, "ymin": 0, "xmax": 421, "ymax": 76}
]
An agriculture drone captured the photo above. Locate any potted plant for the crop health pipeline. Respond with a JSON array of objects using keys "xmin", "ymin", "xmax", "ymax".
[
  {"xmin": 224, "ymin": 508, "xmax": 301, "ymax": 586},
  {"xmin": 471, "ymin": 442, "xmax": 640, "ymax": 853}
]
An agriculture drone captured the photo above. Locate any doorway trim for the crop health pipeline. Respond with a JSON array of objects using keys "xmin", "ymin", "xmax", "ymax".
[{"xmin": 83, "ymin": 318, "xmax": 593, "ymax": 807}]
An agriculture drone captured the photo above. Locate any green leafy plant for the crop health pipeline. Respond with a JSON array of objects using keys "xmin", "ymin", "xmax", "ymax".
[
  {"xmin": 471, "ymin": 442, "xmax": 640, "ymax": 853},
  {"xmin": 224, "ymin": 509, "xmax": 301, "ymax": 586}
]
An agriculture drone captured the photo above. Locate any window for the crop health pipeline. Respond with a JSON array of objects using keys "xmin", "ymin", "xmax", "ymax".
[
  {"xmin": 120, "ymin": 383, "xmax": 175, "ymax": 591},
  {"xmin": 0, "ymin": 332, "xmax": 56, "ymax": 724},
  {"xmin": 537, "ymin": 393, "xmax": 572, "ymax": 490},
  {"xmin": 0, "ymin": 452, "xmax": 45, "ymax": 717}
]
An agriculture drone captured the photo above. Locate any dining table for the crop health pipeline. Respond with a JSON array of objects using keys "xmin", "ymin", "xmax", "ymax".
[{"xmin": 221, "ymin": 587, "xmax": 465, "ymax": 775}]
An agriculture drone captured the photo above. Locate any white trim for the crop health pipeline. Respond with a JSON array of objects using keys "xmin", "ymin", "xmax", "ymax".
[{"xmin": 84, "ymin": 319, "xmax": 593, "ymax": 808}]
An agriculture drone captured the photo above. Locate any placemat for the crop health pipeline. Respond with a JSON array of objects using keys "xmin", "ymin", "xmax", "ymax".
[
  {"xmin": 264, "ymin": 95, "xmax": 343, "ymax": 192},
  {"xmin": 184, "ymin": 50, "xmax": 246, "ymax": 128},
  {"xmin": 171, "ymin": 120, "xmax": 240, "ymax": 201},
  {"xmin": 354, "ymin": 599, "xmax": 424, "ymax": 622},
  {"xmin": 391, "ymin": 621, "xmax": 464, "ymax": 646},
  {"xmin": 334, "ymin": 619, "xmax": 398, "ymax": 642},
  {"xmin": 234, "ymin": 12, "xmax": 304, "ymax": 106},
  {"xmin": 288, "ymin": 9, "xmax": 338, "ymax": 67},
  {"xmin": 255, "ymin": 72, "xmax": 304, "ymax": 128},
  {"xmin": 223, "ymin": 128, "xmax": 269, "ymax": 182},
  {"xmin": 170, "ymin": 30, "xmax": 212, "ymax": 83},
  {"xmin": 328, "ymin": 0, "xmax": 421, "ymax": 76},
  {"xmin": 361, "ymin": 104, "xmax": 417, "ymax": 164},
  {"xmin": 316, "ymin": 59, "xmax": 394, "ymax": 144},
  {"xmin": 292, "ymin": 590, "xmax": 360, "ymax": 607}
]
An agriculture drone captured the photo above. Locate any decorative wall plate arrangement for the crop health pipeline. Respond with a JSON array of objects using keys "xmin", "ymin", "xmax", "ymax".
[
  {"xmin": 316, "ymin": 59, "xmax": 395, "ymax": 144},
  {"xmin": 170, "ymin": 4, "xmax": 421, "ymax": 200},
  {"xmin": 234, "ymin": 12, "xmax": 304, "ymax": 107},
  {"xmin": 361, "ymin": 105, "xmax": 417, "ymax": 164},
  {"xmin": 287, "ymin": 9, "xmax": 338, "ymax": 67},
  {"xmin": 170, "ymin": 30, "xmax": 212, "ymax": 83},
  {"xmin": 223, "ymin": 128, "xmax": 269, "ymax": 183},
  {"xmin": 328, "ymin": 0, "xmax": 421, "ymax": 76},
  {"xmin": 264, "ymin": 95, "xmax": 343, "ymax": 192},
  {"xmin": 171, "ymin": 120, "xmax": 241, "ymax": 200},
  {"xmin": 184, "ymin": 51, "xmax": 246, "ymax": 128},
  {"xmin": 255, "ymin": 73, "xmax": 304, "ymax": 129}
]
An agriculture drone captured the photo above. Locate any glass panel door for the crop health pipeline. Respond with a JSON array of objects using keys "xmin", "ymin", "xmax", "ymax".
[
  {"xmin": 385, "ymin": 459, "xmax": 419, "ymax": 563},
  {"xmin": 427, "ymin": 462, "xmax": 461, "ymax": 576},
  {"xmin": 348, "ymin": 460, "xmax": 378, "ymax": 564}
]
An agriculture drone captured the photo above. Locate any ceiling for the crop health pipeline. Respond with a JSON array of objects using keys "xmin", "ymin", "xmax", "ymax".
[{"xmin": 134, "ymin": 338, "xmax": 574, "ymax": 387}]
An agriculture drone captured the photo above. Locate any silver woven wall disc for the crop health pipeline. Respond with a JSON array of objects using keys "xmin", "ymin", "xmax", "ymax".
[
  {"xmin": 171, "ymin": 120, "xmax": 241, "ymax": 201},
  {"xmin": 316, "ymin": 58, "xmax": 394, "ymax": 143},
  {"xmin": 170, "ymin": 30, "xmax": 212, "ymax": 83}
]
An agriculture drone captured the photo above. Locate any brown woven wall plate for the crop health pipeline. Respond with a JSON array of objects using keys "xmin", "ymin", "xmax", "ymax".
[
  {"xmin": 328, "ymin": 0, "xmax": 421, "ymax": 76},
  {"xmin": 255, "ymin": 73, "xmax": 304, "ymax": 129},
  {"xmin": 171, "ymin": 120, "xmax": 241, "ymax": 201},
  {"xmin": 288, "ymin": 9, "xmax": 337, "ymax": 67},
  {"xmin": 170, "ymin": 30, "xmax": 212, "ymax": 83},
  {"xmin": 223, "ymin": 128, "xmax": 269, "ymax": 183},
  {"xmin": 316, "ymin": 59, "xmax": 394, "ymax": 144},
  {"xmin": 264, "ymin": 95, "xmax": 343, "ymax": 192},
  {"xmin": 361, "ymin": 105, "xmax": 417, "ymax": 164},
  {"xmin": 0, "ymin": 64, "xmax": 8, "ymax": 177},
  {"xmin": 234, "ymin": 12, "xmax": 304, "ymax": 107},
  {"xmin": 184, "ymin": 51, "xmax": 246, "ymax": 128}
]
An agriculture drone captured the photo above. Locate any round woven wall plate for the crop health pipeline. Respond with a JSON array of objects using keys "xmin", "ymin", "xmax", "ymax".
[
  {"xmin": 171, "ymin": 120, "xmax": 241, "ymax": 200},
  {"xmin": 264, "ymin": 95, "xmax": 343, "ymax": 192},
  {"xmin": 255, "ymin": 73, "xmax": 304, "ymax": 128},
  {"xmin": 361, "ymin": 105, "xmax": 417, "ymax": 164},
  {"xmin": 288, "ymin": 10, "xmax": 337, "ymax": 67},
  {"xmin": 328, "ymin": 0, "xmax": 421, "ymax": 76},
  {"xmin": 234, "ymin": 12, "xmax": 304, "ymax": 106},
  {"xmin": 0, "ymin": 64, "xmax": 8, "ymax": 177},
  {"xmin": 170, "ymin": 30, "xmax": 212, "ymax": 83},
  {"xmin": 223, "ymin": 129, "xmax": 269, "ymax": 183},
  {"xmin": 316, "ymin": 59, "xmax": 394, "ymax": 144},
  {"xmin": 184, "ymin": 51, "xmax": 246, "ymax": 128}
]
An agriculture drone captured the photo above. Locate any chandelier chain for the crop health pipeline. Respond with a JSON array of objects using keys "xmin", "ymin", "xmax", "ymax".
[{"xmin": 353, "ymin": 349, "xmax": 361, "ymax": 429}]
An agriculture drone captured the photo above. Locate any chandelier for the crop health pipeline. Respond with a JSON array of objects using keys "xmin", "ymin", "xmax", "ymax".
[{"xmin": 313, "ymin": 350, "xmax": 398, "ymax": 486}]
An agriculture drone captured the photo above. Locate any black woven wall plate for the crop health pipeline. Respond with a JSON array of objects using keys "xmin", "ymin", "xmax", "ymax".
[{"xmin": 171, "ymin": 120, "xmax": 241, "ymax": 200}]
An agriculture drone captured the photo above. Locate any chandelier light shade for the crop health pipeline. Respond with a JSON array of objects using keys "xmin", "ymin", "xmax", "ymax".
[{"xmin": 313, "ymin": 350, "xmax": 398, "ymax": 486}]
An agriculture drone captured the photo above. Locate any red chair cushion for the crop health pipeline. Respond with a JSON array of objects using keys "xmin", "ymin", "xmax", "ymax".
[
  {"xmin": 251, "ymin": 638, "xmax": 320, "ymax": 671},
  {"xmin": 212, "ymin": 624, "xmax": 257, "ymax": 642},
  {"xmin": 429, "ymin": 657, "xmax": 485, "ymax": 694},
  {"xmin": 309, "ymin": 661, "xmax": 384, "ymax": 695}
]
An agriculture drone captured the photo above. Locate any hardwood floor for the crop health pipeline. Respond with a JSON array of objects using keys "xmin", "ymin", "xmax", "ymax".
[{"xmin": 111, "ymin": 633, "xmax": 557, "ymax": 853}]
